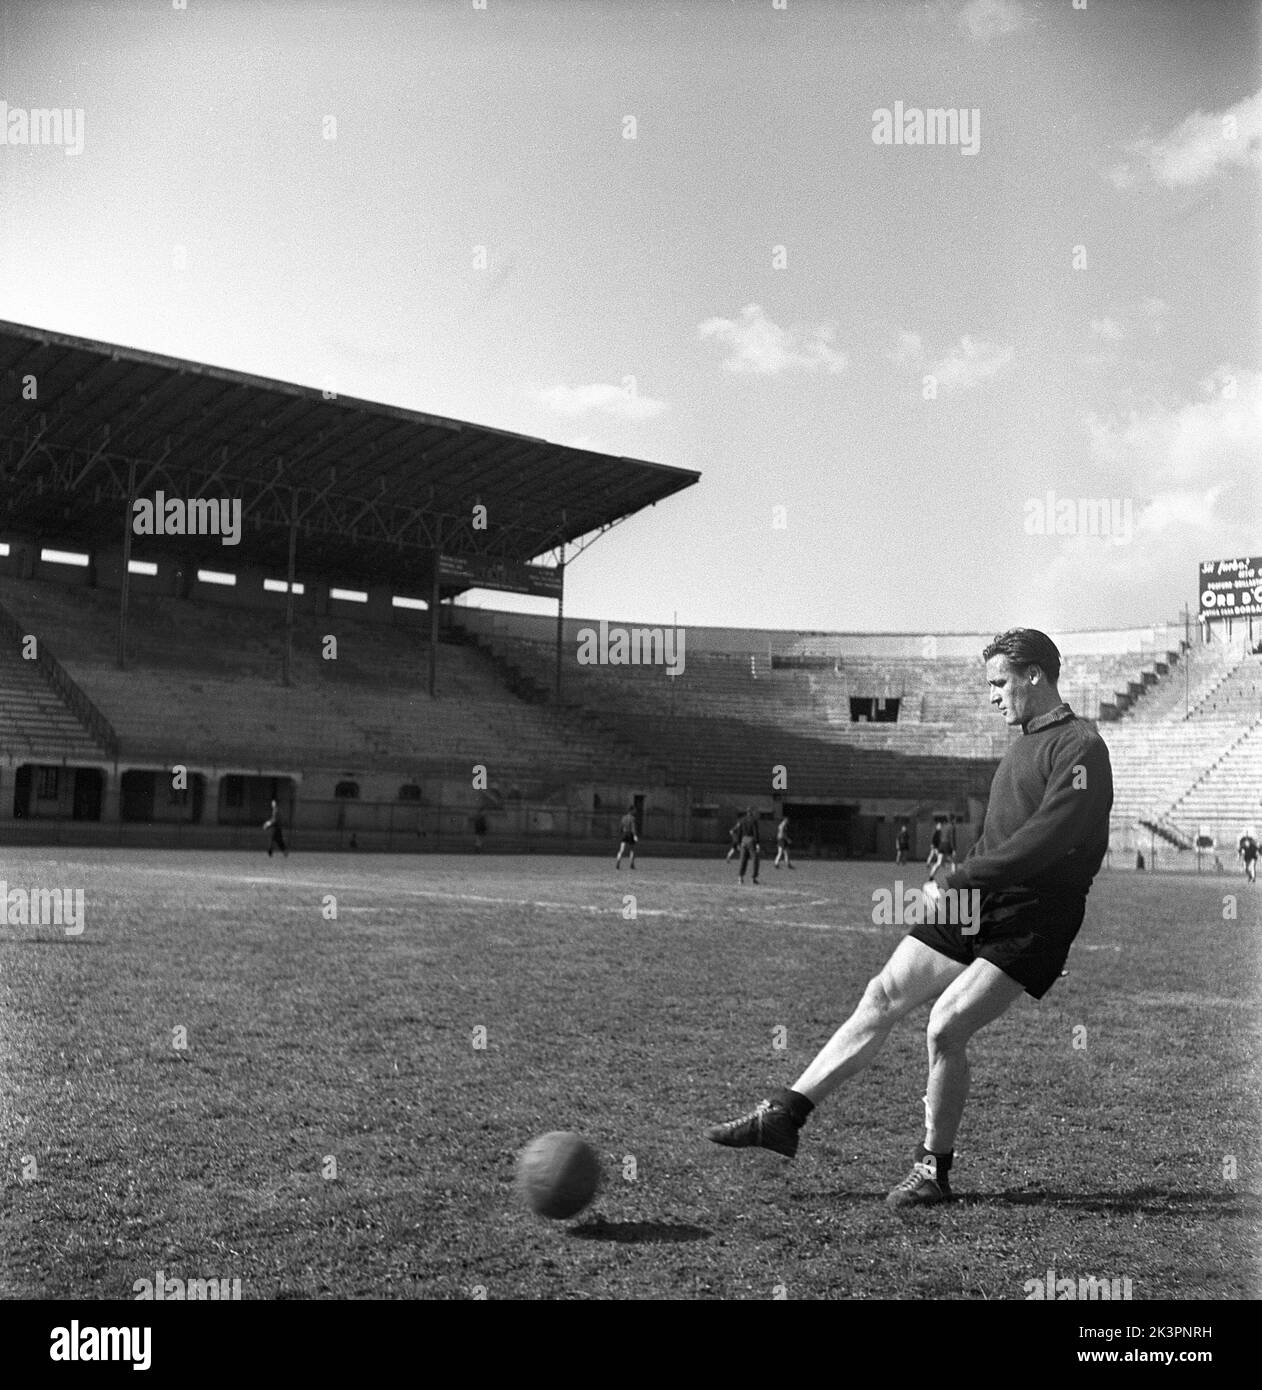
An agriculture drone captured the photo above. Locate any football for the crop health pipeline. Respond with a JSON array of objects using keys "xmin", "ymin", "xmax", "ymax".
[{"xmin": 515, "ymin": 1131, "xmax": 602, "ymax": 1219}]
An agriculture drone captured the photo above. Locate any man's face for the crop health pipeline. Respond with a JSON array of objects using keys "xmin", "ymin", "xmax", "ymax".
[{"xmin": 986, "ymin": 654, "xmax": 1039, "ymax": 726}]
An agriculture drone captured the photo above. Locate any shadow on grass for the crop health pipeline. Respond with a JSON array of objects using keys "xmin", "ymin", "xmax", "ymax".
[
  {"xmin": 567, "ymin": 1217, "xmax": 711, "ymax": 1244},
  {"xmin": 1, "ymin": 938, "xmax": 105, "ymax": 946},
  {"xmin": 963, "ymin": 1188, "xmax": 1258, "ymax": 1216}
]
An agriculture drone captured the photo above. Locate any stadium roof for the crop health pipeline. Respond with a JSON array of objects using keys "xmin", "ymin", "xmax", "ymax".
[{"xmin": 0, "ymin": 320, "xmax": 700, "ymax": 595}]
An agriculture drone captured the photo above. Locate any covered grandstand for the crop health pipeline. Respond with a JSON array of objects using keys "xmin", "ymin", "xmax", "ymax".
[{"xmin": 2, "ymin": 320, "xmax": 1259, "ymax": 861}]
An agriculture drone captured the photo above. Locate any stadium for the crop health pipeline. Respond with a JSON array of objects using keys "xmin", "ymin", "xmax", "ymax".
[
  {"xmin": 2, "ymin": 320, "xmax": 1258, "ymax": 863},
  {"xmin": 2, "ymin": 0, "xmax": 1259, "ymax": 1333},
  {"xmin": 1, "ymin": 319, "xmax": 1259, "ymax": 1309}
]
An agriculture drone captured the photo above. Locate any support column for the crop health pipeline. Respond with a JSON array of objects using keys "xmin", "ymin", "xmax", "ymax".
[
  {"xmin": 101, "ymin": 768, "xmax": 122, "ymax": 826},
  {"xmin": 429, "ymin": 529, "xmax": 442, "ymax": 698},
  {"xmin": 117, "ymin": 457, "xmax": 137, "ymax": 669},
  {"xmin": 554, "ymin": 554, "xmax": 566, "ymax": 700},
  {"xmin": 283, "ymin": 490, "xmax": 298, "ymax": 687},
  {"xmin": 202, "ymin": 772, "xmax": 222, "ymax": 827}
]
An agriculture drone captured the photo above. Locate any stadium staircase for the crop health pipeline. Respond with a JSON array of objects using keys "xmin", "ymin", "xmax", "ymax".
[
  {"xmin": 0, "ymin": 596, "xmax": 117, "ymax": 761},
  {"xmin": 1107, "ymin": 647, "xmax": 1262, "ymax": 847}
]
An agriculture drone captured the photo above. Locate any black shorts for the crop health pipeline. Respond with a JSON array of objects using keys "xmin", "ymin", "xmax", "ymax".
[
  {"xmin": 908, "ymin": 887, "xmax": 1088, "ymax": 999},
  {"xmin": 620, "ymin": 836, "xmax": 636, "ymax": 850}
]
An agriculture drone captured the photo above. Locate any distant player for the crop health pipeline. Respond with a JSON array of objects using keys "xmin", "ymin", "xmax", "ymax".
[
  {"xmin": 1238, "ymin": 830, "xmax": 1258, "ymax": 884},
  {"xmin": 940, "ymin": 816, "xmax": 958, "ymax": 873},
  {"xmin": 263, "ymin": 799, "xmax": 289, "ymax": 858},
  {"xmin": 772, "ymin": 813, "xmax": 794, "ymax": 869},
  {"xmin": 895, "ymin": 822, "xmax": 911, "ymax": 865},
  {"xmin": 615, "ymin": 805, "xmax": 638, "ymax": 870},
  {"xmin": 725, "ymin": 821, "xmax": 740, "ymax": 862},
  {"xmin": 925, "ymin": 818, "xmax": 946, "ymax": 877},
  {"xmin": 706, "ymin": 628, "xmax": 1113, "ymax": 1207},
  {"xmin": 735, "ymin": 807, "xmax": 761, "ymax": 884}
]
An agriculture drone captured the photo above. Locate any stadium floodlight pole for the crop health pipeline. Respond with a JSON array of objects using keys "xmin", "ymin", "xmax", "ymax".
[
  {"xmin": 116, "ymin": 456, "xmax": 137, "ymax": 670},
  {"xmin": 282, "ymin": 488, "xmax": 298, "ymax": 688}
]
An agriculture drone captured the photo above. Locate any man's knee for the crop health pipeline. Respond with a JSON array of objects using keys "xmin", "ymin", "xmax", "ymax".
[
  {"xmin": 860, "ymin": 972, "xmax": 911, "ymax": 1026},
  {"xmin": 926, "ymin": 1002, "xmax": 976, "ymax": 1057}
]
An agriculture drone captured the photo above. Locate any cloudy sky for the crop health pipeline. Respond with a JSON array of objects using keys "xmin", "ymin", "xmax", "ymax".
[{"xmin": 1, "ymin": 0, "xmax": 1258, "ymax": 632}]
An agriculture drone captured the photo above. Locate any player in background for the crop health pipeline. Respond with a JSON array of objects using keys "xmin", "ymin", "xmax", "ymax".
[
  {"xmin": 735, "ymin": 807, "xmax": 761, "ymax": 884},
  {"xmin": 1238, "ymin": 829, "xmax": 1258, "ymax": 884},
  {"xmin": 925, "ymin": 818, "xmax": 945, "ymax": 877},
  {"xmin": 263, "ymin": 799, "xmax": 289, "ymax": 858},
  {"xmin": 941, "ymin": 815, "xmax": 958, "ymax": 873},
  {"xmin": 895, "ymin": 821, "xmax": 911, "ymax": 865},
  {"xmin": 725, "ymin": 820, "xmax": 740, "ymax": 862},
  {"xmin": 773, "ymin": 813, "xmax": 794, "ymax": 869},
  {"xmin": 615, "ymin": 805, "xmax": 638, "ymax": 870},
  {"xmin": 705, "ymin": 629, "xmax": 1113, "ymax": 1208}
]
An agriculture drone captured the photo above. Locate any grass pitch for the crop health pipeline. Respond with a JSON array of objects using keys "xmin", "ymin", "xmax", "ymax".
[{"xmin": 1, "ymin": 849, "xmax": 1258, "ymax": 1300}]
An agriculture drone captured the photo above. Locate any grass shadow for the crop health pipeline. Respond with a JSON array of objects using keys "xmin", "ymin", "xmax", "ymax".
[
  {"xmin": 567, "ymin": 1217, "xmax": 711, "ymax": 1244},
  {"xmin": 966, "ymin": 1188, "xmax": 1258, "ymax": 1216}
]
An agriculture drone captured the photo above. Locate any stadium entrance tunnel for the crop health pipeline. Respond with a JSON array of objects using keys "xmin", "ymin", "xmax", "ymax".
[
  {"xmin": 119, "ymin": 769, "xmax": 205, "ymax": 825},
  {"xmin": 10, "ymin": 764, "xmax": 103, "ymax": 820},
  {"xmin": 217, "ymin": 775, "xmax": 296, "ymax": 829},
  {"xmin": 781, "ymin": 801, "xmax": 862, "ymax": 857}
]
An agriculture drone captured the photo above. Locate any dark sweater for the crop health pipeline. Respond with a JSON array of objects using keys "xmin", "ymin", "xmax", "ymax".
[{"xmin": 945, "ymin": 705, "xmax": 1113, "ymax": 898}]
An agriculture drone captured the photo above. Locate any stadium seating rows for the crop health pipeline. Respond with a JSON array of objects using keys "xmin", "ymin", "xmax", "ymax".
[
  {"xmin": 0, "ymin": 640, "xmax": 105, "ymax": 760},
  {"xmin": 0, "ymin": 578, "xmax": 641, "ymax": 783},
  {"xmin": 1, "ymin": 576, "xmax": 1257, "ymax": 841}
]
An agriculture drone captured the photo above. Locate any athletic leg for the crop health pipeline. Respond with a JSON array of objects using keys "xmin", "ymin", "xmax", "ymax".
[
  {"xmin": 706, "ymin": 936, "xmax": 966, "ymax": 1157},
  {"xmin": 791, "ymin": 936, "xmax": 966, "ymax": 1104},
  {"xmin": 922, "ymin": 957, "xmax": 1026, "ymax": 1152}
]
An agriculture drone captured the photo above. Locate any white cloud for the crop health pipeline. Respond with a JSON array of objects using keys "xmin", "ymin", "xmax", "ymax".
[
  {"xmin": 1109, "ymin": 89, "xmax": 1262, "ymax": 189},
  {"xmin": 956, "ymin": 0, "xmax": 1031, "ymax": 42},
  {"xmin": 889, "ymin": 330, "xmax": 924, "ymax": 366},
  {"xmin": 533, "ymin": 381, "xmax": 668, "ymax": 421},
  {"xmin": 1090, "ymin": 317, "xmax": 1126, "ymax": 341},
  {"xmin": 1135, "ymin": 487, "xmax": 1224, "ymax": 537},
  {"xmin": 698, "ymin": 304, "xmax": 848, "ymax": 376},
  {"xmin": 1086, "ymin": 367, "xmax": 1262, "ymax": 487},
  {"xmin": 1018, "ymin": 369, "xmax": 1259, "ymax": 627},
  {"xmin": 926, "ymin": 335, "xmax": 1014, "ymax": 392}
]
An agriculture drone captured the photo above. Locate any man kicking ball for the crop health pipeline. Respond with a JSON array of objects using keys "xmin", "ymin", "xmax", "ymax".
[{"xmin": 705, "ymin": 628, "xmax": 1113, "ymax": 1207}]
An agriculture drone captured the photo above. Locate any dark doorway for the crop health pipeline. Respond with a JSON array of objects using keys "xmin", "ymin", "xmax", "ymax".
[
  {"xmin": 783, "ymin": 801, "xmax": 860, "ymax": 856},
  {"xmin": 120, "ymin": 770, "xmax": 156, "ymax": 822},
  {"xmin": 72, "ymin": 768, "xmax": 103, "ymax": 821},
  {"xmin": 12, "ymin": 764, "xmax": 30, "ymax": 818}
]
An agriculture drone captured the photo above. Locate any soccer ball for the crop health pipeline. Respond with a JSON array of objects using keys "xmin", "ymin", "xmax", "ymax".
[{"xmin": 515, "ymin": 1131, "xmax": 601, "ymax": 1219}]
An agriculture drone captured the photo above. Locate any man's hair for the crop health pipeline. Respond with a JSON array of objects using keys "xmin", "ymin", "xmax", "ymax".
[{"xmin": 982, "ymin": 627, "xmax": 1061, "ymax": 685}]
